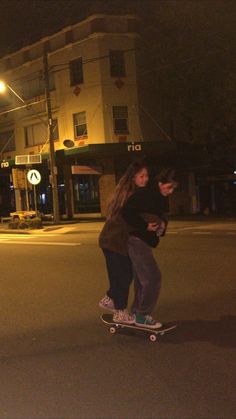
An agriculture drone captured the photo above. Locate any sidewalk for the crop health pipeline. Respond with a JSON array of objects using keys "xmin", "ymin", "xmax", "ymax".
[
  {"xmin": 0, "ymin": 215, "xmax": 235, "ymax": 234},
  {"xmin": 0, "ymin": 218, "xmax": 105, "ymax": 234}
]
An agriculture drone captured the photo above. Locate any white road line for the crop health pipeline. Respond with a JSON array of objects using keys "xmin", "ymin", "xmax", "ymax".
[
  {"xmin": 192, "ymin": 231, "xmax": 212, "ymax": 235},
  {"xmin": 0, "ymin": 241, "xmax": 81, "ymax": 246},
  {"xmin": 0, "ymin": 234, "xmax": 61, "ymax": 238},
  {"xmin": 170, "ymin": 226, "xmax": 199, "ymax": 231}
]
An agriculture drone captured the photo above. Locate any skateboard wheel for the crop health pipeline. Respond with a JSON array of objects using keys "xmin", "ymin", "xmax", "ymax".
[
  {"xmin": 109, "ymin": 326, "xmax": 116, "ymax": 334},
  {"xmin": 149, "ymin": 334, "xmax": 157, "ymax": 342}
]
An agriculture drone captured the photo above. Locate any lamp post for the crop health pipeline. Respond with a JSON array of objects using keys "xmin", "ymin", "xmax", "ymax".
[
  {"xmin": 0, "ymin": 74, "xmax": 60, "ymax": 224},
  {"xmin": 43, "ymin": 50, "xmax": 60, "ymax": 224}
]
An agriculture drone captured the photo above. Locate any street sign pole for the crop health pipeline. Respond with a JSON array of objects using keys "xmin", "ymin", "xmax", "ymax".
[
  {"xmin": 33, "ymin": 185, "xmax": 37, "ymax": 213},
  {"xmin": 27, "ymin": 170, "xmax": 41, "ymax": 214},
  {"xmin": 24, "ymin": 169, "xmax": 30, "ymax": 211}
]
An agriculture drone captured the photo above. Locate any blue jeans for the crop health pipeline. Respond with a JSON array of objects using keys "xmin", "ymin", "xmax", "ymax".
[
  {"xmin": 127, "ymin": 236, "xmax": 162, "ymax": 315},
  {"xmin": 102, "ymin": 249, "xmax": 133, "ymax": 310}
]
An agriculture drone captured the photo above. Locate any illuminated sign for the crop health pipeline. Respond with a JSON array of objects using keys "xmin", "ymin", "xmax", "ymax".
[
  {"xmin": 127, "ymin": 143, "xmax": 142, "ymax": 152},
  {"xmin": 1, "ymin": 161, "xmax": 9, "ymax": 168},
  {"xmin": 27, "ymin": 169, "xmax": 41, "ymax": 185}
]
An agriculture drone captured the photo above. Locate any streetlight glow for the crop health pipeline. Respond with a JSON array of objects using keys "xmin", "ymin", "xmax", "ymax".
[{"xmin": 0, "ymin": 81, "xmax": 7, "ymax": 93}]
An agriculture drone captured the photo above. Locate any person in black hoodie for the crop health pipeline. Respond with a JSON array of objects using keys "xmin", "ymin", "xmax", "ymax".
[{"xmin": 122, "ymin": 168, "xmax": 178, "ymax": 329}]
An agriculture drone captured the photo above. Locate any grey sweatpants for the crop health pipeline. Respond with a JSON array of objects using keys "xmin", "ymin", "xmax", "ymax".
[{"xmin": 127, "ymin": 236, "xmax": 162, "ymax": 316}]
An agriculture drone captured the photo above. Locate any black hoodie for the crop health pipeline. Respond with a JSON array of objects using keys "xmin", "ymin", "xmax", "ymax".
[{"xmin": 122, "ymin": 183, "xmax": 168, "ymax": 248}]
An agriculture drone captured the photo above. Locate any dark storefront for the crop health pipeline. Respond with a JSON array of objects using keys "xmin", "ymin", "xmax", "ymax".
[{"xmin": 2, "ymin": 140, "xmax": 232, "ymax": 219}]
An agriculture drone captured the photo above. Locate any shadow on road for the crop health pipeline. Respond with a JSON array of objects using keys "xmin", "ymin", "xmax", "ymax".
[{"xmin": 161, "ymin": 315, "xmax": 236, "ymax": 348}]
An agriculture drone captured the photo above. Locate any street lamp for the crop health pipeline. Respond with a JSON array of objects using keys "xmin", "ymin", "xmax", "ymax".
[
  {"xmin": 0, "ymin": 81, "xmax": 6, "ymax": 93},
  {"xmin": 0, "ymin": 79, "xmax": 60, "ymax": 224},
  {"xmin": 0, "ymin": 81, "xmax": 26, "ymax": 104}
]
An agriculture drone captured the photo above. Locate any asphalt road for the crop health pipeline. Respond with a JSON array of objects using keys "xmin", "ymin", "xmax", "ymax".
[{"xmin": 0, "ymin": 220, "xmax": 235, "ymax": 419}]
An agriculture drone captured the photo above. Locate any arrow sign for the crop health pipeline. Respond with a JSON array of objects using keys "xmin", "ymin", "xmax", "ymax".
[{"xmin": 27, "ymin": 169, "xmax": 41, "ymax": 185}]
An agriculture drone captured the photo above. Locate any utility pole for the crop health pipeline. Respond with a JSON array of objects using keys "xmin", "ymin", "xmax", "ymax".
[{"xmin": 43, "ymin": 49, "xmax": 60, "ymax": 224}]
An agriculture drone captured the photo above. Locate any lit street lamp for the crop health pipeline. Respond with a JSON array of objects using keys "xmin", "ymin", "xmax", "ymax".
[
  {"xmin": 0, "ymin": 81, "xmax": 7, "ymax": 93},
  {"xmin": 0, "ymin": 79, "xmax": 60, "ymax": 224},
  {"xmin": 0, "ymin": 80, "xmax": 26, "ymax": 104}
]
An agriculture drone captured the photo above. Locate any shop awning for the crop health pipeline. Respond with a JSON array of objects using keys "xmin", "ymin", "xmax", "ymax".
[{"xmin": 63, "ymin": 140, "xmax": 176, "ymax": 157}]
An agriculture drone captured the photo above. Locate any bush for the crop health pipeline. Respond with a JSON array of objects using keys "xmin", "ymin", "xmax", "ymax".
[
  {"xmin": 28, "ymin": 217, "xmax": 42, "ymax": 229},
  {"xmin": 8, "ymin": 219, "xmax": 20, "ymax": 229},
  {"xmin": 8, "ymin": 217, "xmax": 43, "ymax": 230}
]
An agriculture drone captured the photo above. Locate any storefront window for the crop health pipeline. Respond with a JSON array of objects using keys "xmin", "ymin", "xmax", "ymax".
[{"xmin": 73, "ymin": 174, "xmax": 100, "ymax": 213}]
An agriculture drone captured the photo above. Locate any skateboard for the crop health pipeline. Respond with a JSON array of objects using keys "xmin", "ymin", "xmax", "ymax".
[{"xmin": 101, "ymin": 313, "xmax": 176, "ymax": 342}]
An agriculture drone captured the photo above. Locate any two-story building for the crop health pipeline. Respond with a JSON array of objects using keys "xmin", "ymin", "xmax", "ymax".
[{"xmin": 0, "ymin": 14, "xmax": 197, "ymax": 219}]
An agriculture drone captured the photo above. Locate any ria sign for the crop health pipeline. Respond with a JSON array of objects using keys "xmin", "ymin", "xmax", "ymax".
[
  {"xmin": 127, "ymin": 142, "xmax": 142, "ymax": 152},
  {"xmin": 1, "ymin": 161, "xmax": 9, "ymax": 168}
]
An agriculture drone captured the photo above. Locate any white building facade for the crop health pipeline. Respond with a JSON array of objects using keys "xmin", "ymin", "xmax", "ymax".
[{"xmin": 0, "ymin": 14, "xmax": 191, "ymax": 218}]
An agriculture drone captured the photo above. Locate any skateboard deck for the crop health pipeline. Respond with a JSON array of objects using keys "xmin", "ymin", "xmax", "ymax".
[{"xmin": 101, "ymin": 313, "xmax": 176, "ymax": 342}]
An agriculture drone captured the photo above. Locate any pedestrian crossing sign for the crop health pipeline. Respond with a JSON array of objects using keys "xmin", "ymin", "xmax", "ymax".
[{"xmin": 27, "ymin": 169, "xmax": 41, "ymax": 185}]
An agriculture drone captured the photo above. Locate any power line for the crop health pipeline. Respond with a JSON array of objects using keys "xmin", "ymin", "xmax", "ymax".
[{"xmin": 3, "ymin": 41, "xmax": 234, "ymax": 88}]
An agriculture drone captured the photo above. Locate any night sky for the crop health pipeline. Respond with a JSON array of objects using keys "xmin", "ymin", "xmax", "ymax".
[
  {"xmin": 1, "ymin": 0, "xmax": 235, "ymax": 57},
  {"xmin": 0, "ymin": 0, "xmax": 152, "ymax": 56}
]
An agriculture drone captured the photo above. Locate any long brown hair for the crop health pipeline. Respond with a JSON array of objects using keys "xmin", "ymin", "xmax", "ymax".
[{"xmin": 106, "ymin": 160, "xmax": 148, "ymax": 221}]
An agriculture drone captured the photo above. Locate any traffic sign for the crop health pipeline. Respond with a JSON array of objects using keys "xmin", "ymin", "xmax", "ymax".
[{"xmin": 27, "ymin": 169, "xmax": 41, "ymax": 185}]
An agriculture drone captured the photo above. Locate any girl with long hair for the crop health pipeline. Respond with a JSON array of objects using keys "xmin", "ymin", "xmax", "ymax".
[{"xmin": 99, "ymin": 159, "xmax": 149, "ymax": 324}]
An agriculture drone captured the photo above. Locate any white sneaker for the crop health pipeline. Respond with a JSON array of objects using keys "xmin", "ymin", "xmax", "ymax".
[
  {"xmin": 99, "ymin": 295, "xmax": 115, "ymax": 312},
  {"xmin": 113, "ymin": 310, "xmax": 135, "ymax": 324}
]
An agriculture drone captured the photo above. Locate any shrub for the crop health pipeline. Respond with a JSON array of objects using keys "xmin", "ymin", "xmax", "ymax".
[
  {"xmin": 28, "ymin": 217, "xmax": 42, "ymax": 229},
  {"xmin": 8, "ymin": 217, "xmax": 43, "ymax": 230},
  {"xmin": 8, "ymin": 219, "xmax": 20, "ymax": 229}
]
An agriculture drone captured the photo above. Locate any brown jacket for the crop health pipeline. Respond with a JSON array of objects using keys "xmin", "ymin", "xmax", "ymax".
[{"xmin": 98, "ymin": 216, "xmax": 130, "ymax": 255}]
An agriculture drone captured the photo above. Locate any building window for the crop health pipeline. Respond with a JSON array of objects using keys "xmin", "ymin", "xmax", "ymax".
[
  {"xmin": 22, "ymin": 72, "xmax": 55, "ymax": 100},
  {"xmin": 69, "ymin": 57, "xmax": 83, "ymax": 86},
  {"xmin": 113, "ymin": 106, "xmax": 129, "ymax": 134},
  {"xmin": 73, "ymin": 112, "xmax": 87, "ymax": 138},
  {"xmin": 25, "ymin": 119, "xmax": 59, "ymax": 147},
  {"xmin": 0, "ymin": 130, "xmax": 15, "ymax": 152},
  {"xmin": 109, "ymin": 50, "xmax": 126, "ymax": 77}
]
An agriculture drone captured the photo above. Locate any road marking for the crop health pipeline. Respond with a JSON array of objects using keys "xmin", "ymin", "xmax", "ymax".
[
  {"xmin": 192, "ymin": 231, "xmax": 212, "ymax": 235},
  {"xmin": 0, "ymin": 241, "xmax": 81, "ymax": 246},
  {"xmin": 0, "ymin": 234, "xmax": 63, "ymax": 239}
]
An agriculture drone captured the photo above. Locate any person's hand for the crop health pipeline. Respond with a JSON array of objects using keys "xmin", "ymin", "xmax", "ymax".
[
  {"xmin": 156, "ymin": 221, "xmax": 167, "ymax": 236},
  {"xmin": 147, "ymin": 222, "xmax": 158, "ymax": 231}
]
